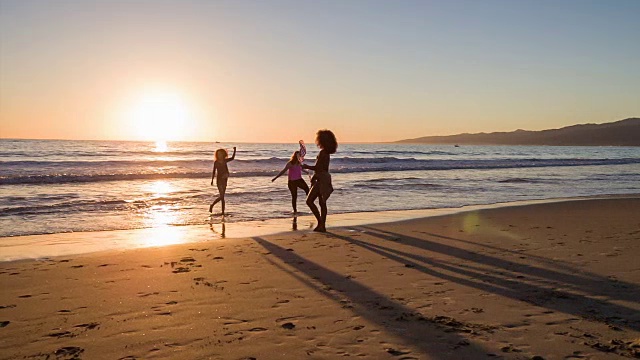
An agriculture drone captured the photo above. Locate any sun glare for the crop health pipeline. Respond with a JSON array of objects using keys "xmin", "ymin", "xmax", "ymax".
[
  {"xmin": 155, "ymin": 140, "xmax": 168, "ymax": 152},
  {"xmin": 127, "ymin": 89, "xmax": 193, "ymax": 142}
]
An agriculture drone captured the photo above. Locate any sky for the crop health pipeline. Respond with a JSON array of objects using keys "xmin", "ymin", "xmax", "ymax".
[{"xmin": 1, "ymin": 0, "xmax": 639, "ymax": 143}]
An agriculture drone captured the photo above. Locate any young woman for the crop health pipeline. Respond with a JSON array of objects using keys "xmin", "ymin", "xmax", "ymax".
[
  {"xmin": 272, "ymin": 151, "xmax": 310, "ymax": 213},
  {"xmin": 302, "ymin": 130, "xmax": 337, "ymax": 232},
  {"xmin": 209, "ymin": 146, "xmax": 236, "ymax": 215}
]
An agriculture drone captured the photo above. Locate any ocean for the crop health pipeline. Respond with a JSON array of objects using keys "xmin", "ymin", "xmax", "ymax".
[{"xmin": 1, "ymin": 139, "xmax": 639, "ymax": 238}]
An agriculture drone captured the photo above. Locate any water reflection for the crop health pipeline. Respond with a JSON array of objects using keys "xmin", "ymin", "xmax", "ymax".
[
  {"xmin": 148, "ymin": 180, "xmax": 173, "ymax": 197},
  {"xmin": 141, "ymin": 205, "xmax": 185, "ymax": 247},
  {"xmin": 141, "ymin": 224, "xmax": 186, "ymax": 247},
  {"xmin": 209, "ymin": 222, "xmax": 226, "ymax": 238},
  {"xmin": 141, "ymin": 180, "xmax": 184, "ymax": 247}
]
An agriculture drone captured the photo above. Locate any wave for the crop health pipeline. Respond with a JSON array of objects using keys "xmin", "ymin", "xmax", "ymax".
[
  {"xmin": 6, "ymin": 156, "xmax": 640, "ymax": 167},
  {"xmin": 2, "ymin": 157, "xmax": 639, "ymax": 185},
  {"xmin": 498, "ymin": 178, "xmax": 540, "ymax": 183},
  {"xmin": 0, "ymin": 199, "xmax": 131, "ymax": 216},
  {"xmin": 348, "ymin": 150, "xmax": 458, "ymax": 156}
]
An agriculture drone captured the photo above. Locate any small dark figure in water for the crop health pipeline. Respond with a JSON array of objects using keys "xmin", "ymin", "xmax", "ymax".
[
  {"xmin": 210, "ymin": 146, "xmax": 236, "ymax": 215},
  {"xmin": 302, "ymin": 130, "xmax": 337, "ymax": 232},
  {"xmin": 272, "ymin": 151, "xmax": 310, "ymax": 213}
]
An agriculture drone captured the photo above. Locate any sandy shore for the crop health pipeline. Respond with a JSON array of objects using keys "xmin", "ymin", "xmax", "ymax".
[{"xmin": 1, "ymin": 197, "xmax": 639, "ymax": 359}]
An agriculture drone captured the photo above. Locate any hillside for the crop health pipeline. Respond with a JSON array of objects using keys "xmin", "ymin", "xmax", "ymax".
[{"xmin": 397, "ymin": 118, "xmax": 640, "ymax": 146}]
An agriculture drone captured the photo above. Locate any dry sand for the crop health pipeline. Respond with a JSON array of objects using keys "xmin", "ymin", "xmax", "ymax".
[{"xmin": 1, "ymin": 197, "xmax": 639, "ymax": 359}]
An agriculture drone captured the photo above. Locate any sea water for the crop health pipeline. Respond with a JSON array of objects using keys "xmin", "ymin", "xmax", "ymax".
[{"xmin": 1, "ymin": 139, "xmax": 639, "ymax": 237}]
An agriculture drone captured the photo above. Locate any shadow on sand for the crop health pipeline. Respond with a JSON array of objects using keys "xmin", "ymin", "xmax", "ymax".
[
  {"xmin": 253, "ymin": 236, "xmax": 499, "ymax": 359},
  {"xmin": 331, "ymin": 225, "xmax": 640, "ymax": 332}
]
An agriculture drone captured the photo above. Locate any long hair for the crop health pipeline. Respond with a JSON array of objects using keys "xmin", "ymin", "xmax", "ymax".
[
  {"xmin": 315, "ymin": 129, "xmax": 337, "ymax": 154},
  {"xmin": 290, "ymin": 151, "xmax": 301, "ymax": 165},
  {"xmin": 214, "ymin": 148, "xmax": 228, "ymax": 162}
]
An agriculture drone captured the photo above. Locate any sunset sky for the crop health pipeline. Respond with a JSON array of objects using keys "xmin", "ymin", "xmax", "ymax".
[{"xmin": 1, "ymin": 0, "xmax": 639, "ymax": 143}]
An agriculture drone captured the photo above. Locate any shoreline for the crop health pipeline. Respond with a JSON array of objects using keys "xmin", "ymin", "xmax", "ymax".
[{"xmin": 2, "ymin": 193, "xmax": 639, "ymax": 262}]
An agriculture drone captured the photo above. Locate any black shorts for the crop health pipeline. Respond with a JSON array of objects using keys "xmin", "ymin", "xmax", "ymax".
[{"xmin": 288, "ymin": 179, "xmax": 309, "ymax": 194}]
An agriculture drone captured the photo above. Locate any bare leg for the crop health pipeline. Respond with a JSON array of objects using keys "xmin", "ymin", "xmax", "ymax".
[
  {"xmin": 213, "ymin": 177, "xmax": 228, "ymax": 215},
  {"xmin": 319, "ymin": 195, "xmax": 327, "ymax": 230},
  {"xmin": 210, "ymin": 197, "xmax": 221, "ymax": 213},
  {"xmin": 306, "ymin": 185, "xmax": 321, "ymax": 229}
]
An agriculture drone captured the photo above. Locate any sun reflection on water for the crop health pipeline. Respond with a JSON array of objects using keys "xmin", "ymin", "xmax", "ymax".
[
  {"xmin": 154, "ymin": 140, "xmax": 168, "ymax": 152},
  {"xmin": 140, "ymin": 180, "xmax": 186, "ymax": 247},
  {"xmin": 141, "ymin": 206, "xmax": 185, "ymax": 247},
  {"xmin": 148, "ymin": 180, "xmax": 174, "ymax": 196}
]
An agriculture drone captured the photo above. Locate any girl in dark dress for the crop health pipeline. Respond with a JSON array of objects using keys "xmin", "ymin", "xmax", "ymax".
[{"xmin": 302, "ymin": 130, "xmax": 337, "ymax": 232}]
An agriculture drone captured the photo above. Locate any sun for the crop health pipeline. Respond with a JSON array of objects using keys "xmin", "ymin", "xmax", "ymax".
[{"xmin": 127, "ymin": 89, "xmax": 193, "ymax": 142}]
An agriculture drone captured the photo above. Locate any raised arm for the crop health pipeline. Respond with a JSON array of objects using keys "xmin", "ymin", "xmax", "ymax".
[
  {"xmin": 227, "ymin": 147, "xmax": 237, "ymax": 162},
  {"xmin": 272, "ymin": 162, "xmax": 291, "ymax": 182}
]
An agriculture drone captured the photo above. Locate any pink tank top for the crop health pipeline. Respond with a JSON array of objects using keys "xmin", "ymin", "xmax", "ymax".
[{"xmin": 288, "ymin": 164, "xmax": 303, "ymax": 181}]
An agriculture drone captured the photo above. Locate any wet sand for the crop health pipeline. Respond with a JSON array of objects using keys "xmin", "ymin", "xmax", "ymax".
[{"xmin": 1, "ymin": 197, "xmax": 639, "ymax": 359}]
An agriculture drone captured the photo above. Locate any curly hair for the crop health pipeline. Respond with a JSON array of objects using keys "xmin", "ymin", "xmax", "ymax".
[
  {"xmin": 315, "ymin": 129, "xmax": 337, "ymax": 154},
  {"xmin": 214, "ymin": 148, "xmax": 228, "ymax": 162}
]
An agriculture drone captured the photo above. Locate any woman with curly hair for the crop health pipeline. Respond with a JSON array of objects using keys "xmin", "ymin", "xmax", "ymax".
[{"xmin": 302, "ymin": 129, "xmax": 337, "ymax": 232}]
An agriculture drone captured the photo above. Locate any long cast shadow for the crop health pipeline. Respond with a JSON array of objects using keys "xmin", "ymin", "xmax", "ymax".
[
  {"xmin": 417, "ymin": 229, "xmax": 591, "ymax": 275},
  {"xmin": 363, "ymin": 226, "xmax": 640, "ymax": 304},
  {"xmin": 338, "ymin": 228, "xmax": 640, "ymax": 331},
  {"xmin": 252, "ymin": 236, "xmax": 498, "ymax": 359}
]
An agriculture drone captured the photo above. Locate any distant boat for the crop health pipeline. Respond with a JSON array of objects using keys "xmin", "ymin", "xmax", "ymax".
[{"xmin": 454, "ymin": 144, "xmax": 460, "ymax": 147}]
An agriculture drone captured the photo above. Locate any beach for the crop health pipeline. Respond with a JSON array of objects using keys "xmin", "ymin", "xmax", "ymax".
[{"xmin": 2, "ymin": 196, "xmax": 639, "ymax": 359}]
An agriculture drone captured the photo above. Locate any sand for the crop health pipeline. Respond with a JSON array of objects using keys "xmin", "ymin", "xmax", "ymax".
[{"xmin": 1, "ymin": 197, "xmax": 639, "ymax": 359}]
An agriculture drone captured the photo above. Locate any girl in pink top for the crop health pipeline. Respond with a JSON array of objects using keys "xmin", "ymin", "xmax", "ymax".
[{"xmin": 272, "ymin": 151, "xmax": 310, "ymax": 213}]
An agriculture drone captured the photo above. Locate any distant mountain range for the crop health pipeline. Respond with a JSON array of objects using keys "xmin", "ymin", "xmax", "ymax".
[{"xmin": 396, "ymin": 118, "xmax": 640, "ymax": 146}]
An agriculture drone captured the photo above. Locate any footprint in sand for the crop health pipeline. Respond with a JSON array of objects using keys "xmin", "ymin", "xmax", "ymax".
[
  {"xmin": 272, "ymin": 299, "xmax": 290, "ymax": 308},
  {"xmin": 48, "ymin": 330, "xmax": 73, "ymax": 338},
  {"xmin": 500, "ymin": 344, "xmax": 522, "ymax": 353},
  {"xmin": 74, "ymin": 322, "xmax": 99, "ymax": 330},
  {"xmin": 386, "ymin": 348, "xmax": 412, "ymax": 356},
  {"xmin": 54, "ymin": 347, "xmax": 84, "ymax": 358}
]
